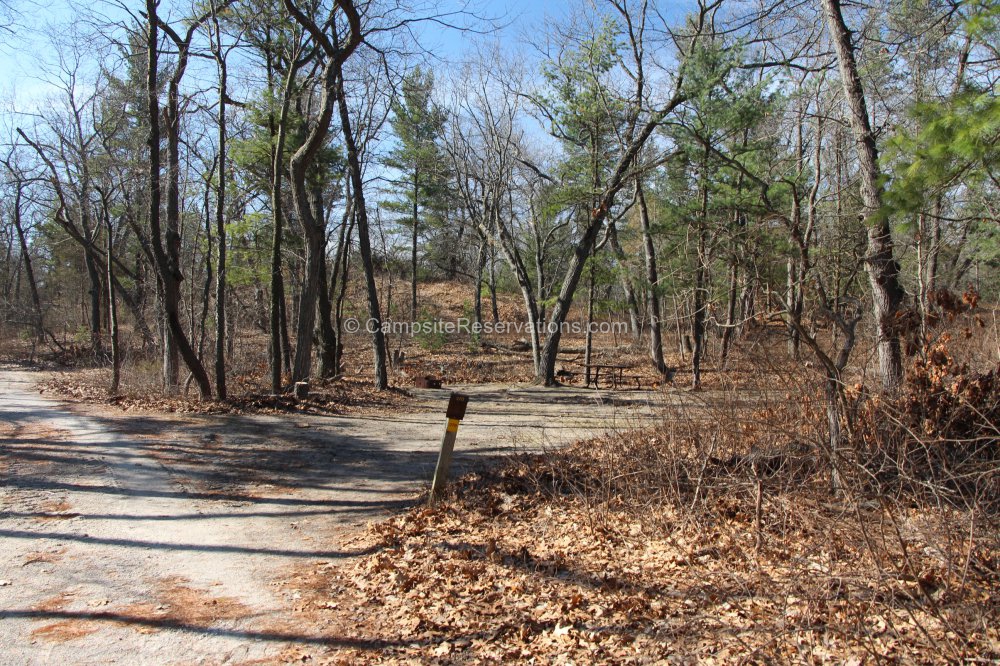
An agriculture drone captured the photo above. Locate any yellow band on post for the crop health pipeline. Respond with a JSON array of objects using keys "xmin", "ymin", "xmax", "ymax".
[{"xmin": 446, "ymin": 418, "xmax": 460, "ymax": 433}]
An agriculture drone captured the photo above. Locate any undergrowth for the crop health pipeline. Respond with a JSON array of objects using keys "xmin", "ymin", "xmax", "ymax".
[{"xmin": 314, "ymin": 297, "xmax": 1000, "ymax": 663}]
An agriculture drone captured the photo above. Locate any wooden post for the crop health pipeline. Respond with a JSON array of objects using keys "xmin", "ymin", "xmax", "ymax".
[{"xmin": 429, "ymin": 393, "xmax": 469, "ymax": 505}]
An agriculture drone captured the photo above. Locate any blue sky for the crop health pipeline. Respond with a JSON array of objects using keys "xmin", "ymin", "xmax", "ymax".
[
  {"xmin": 0, "ymin": 0, "xmax": 589, "ymax": 148},
  {"xmin": 0, "ymin": 0, "xmax": 694, "ymax": 112},
  {"xmin": 0, "ymin": 0, "xmax": 694, "ymax": 159},
  {"xmin": 0, "ymin": 0, "xmax": 565, "ymax": 101}
]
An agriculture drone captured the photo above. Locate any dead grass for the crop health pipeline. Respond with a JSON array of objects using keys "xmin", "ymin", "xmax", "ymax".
[
  {"xmin": 151, "ymin": 576, "xmax": 253, "ymax": 626},
  {"xmin": 30, "ymin": 620, "xmax": 98, "ymax": 643},
  {"xmin": 32, "ymin": 591, "xmax": 76, "ymax": 613},
  {"xmin": 34, "ymin": 499, "xmax": 77, "ymax": 521},
  {"xmin": 39, "ymin": 368, "xmax": 416, "ymax": 417},
  {"xmin": 268, "ymin": 316, "xmax": 999, "ymax": 664},
  {"xmin": 29, "ymin": 577, "xmax": 254, "ymax": 644},
  {"xmin": 21, "ymin": 547, "xmax": 66, "ymax": 567},
  {"xmin": 273, "ymin": 448, "xmax": 999, "ymax": 664}
]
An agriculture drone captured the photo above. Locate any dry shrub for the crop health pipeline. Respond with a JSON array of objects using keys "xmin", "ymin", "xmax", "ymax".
[
  {"xmin": 267, "ymin": 299, "xmax": 998, "ymax": 662},
  {"xmin": 485, "ymin": 308, "xmax": 999, "ymax": 661},
  {"xmin": 854, "ymin": 336, "xmax": 1000, "ymax": 511},
  {"xmin": 512, "ymin": 350, "xmax": 829, "ymax": 534}
]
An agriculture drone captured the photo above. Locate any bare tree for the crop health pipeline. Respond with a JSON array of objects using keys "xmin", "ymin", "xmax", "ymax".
[
  {"xmin": 206, "ymin": 0, "xmax": 243, "ymax": 400},
  {"xmin": 444, "ymin": 60, "xmax": 553, "ymax": 373},
  {"xmin": 280, "ymin": 0, "xmax": 363, "ymax": 384},
  {"xmin": 0, "ymin": 149, "xmax": 43, "ymax": 342},
  {"xmin": 145, "ymin": 0, "xmax": 213, "ymax": 399},
  {"xmin": 336, "ymin": 65, "xmax": 389, "ymax": 389},
  {"xmin": 531, "ymin": 0, "xmax": 711, "ymax": 385},
  {"xmin": 636, "ymin": 179, "xmax": 666, "ymax": 373},
  {"xmin": 822, "ymin": 0, "xmax": 905, "ymax": 392}
]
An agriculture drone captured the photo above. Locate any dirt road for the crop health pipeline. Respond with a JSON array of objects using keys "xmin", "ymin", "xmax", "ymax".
[{"xmin": 0, "ymin": 369, "xmax": 664, "ymax": 663}]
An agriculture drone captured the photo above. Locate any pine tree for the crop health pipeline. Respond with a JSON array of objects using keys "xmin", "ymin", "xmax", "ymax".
[{"xmin": 384, "ymin": 67, "xmax": 449, "ymax": 320}]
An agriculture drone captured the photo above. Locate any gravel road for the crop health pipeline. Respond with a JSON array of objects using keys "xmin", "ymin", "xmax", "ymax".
[{"xmin": 0, "ymin": 369, "xmax": 664, "ymax": 663}]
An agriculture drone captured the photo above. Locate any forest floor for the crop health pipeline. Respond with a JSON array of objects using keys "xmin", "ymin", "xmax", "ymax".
[
  {"xmin": 3, "ymin": 313, "xmax": 996, "ymax": 664},
  {"xmin": 0, "ymin": 366, "xmax": 674, "ymax": 663}
]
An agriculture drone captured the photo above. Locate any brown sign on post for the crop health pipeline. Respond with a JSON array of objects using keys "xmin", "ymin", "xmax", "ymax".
[
  {"xmin": 446, "ymin": 393, "xmax": 468, "ymax": 420},
  {"xmin": 429, "ymin": 392, "xmax": 469, "ymax": 505}
]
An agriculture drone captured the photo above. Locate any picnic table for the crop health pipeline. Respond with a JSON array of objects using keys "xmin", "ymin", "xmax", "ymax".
[{"xmin": 583, "ymin": 363, "xmax": 642, "ymax": 390}]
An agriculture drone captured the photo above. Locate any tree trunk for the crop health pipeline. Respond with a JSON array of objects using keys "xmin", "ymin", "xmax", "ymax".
[
  {"xmin": 411, "ymin": 167, "xmax": 419, "ymax": 321},
  {"xmin": 317, "ymin": 248, "xmax": 338, "ymax": 378},
  {"xmin": 609, "ymin": 225, "xmax": 641, "ymax": 343},
  {"xmin": 537, "ymin": 89, "xmax": 688, "ymax": 386},
  {"xmin": 691, "ymin": 173, "xmax": 709, "ymax": 390},
  {"xmin": 3, "ymin": 233, "xmax": 14, "ymax": 303},
  {"xmin": 12, "ymin": 186, "xmax": 43, "ymax": 340},
  {"xmin": 84, "ymin": 250, "xmax": 102, "ymax": 360},
  {"xmin": 825, "ymin": 378, "xmax": 842, "ymax": 494},
  {"xmin": 533, "ymin": 229, "xmax": 547, "ymax": 328},
  {"xmin": 474, "ymin": 238, "xmax": 486, "ymax": 328},
  {"xmin": 336, "ymin": 72, "xmax": 388, "ymax": 389},
  {"xmin": 637, "ymin": 182, "xmax": 665, "ymax": 373},
  {"xmin": 584, "ymin": 257, "xmax": 595, "ymax": 386},
  {"xmin": 539, "ymin": 214, "xmax": 607, "ymax": 386},
  {"xmin": 163, "ymin": 90, "xmax": 183, "ymax": 391},
  {"xmin": 286, "ymin": 55, "xmax": 339, "ymax": 384},
  {"xmin": 787, "ymin": 257, "xmax": 800, "ymax": 359},
  {"xmin": 487, "ymin": 207, "xmax": 543, "ymax": 373},
  {"xmin": 823, "ymin": 0, "xmax": 904, "ymax": 393},
  {"xmin": 197, "ymin": 178, "xmax": 214, "ymax": 360},
  {"xmin": 691, "ymin": 237, "xmax": 707, "ymax": 390},
  {"xmin": 488, "ymin": 251, "xmax": 499, "ymax": 323},
  {"xmin": 926, "ymin": 200, "xmax": 941, "ymax": 294},
  {"xmin": 308, "ymin": 184, "xmax": 339, "ymax": 379},
  {"xmin": 269, "ymin": 69, "xmax": 294, "ymax": 394},
  {"xmin": 721, "ymin": 258, "xmax": 739, "ymax": 365},
  {"xmin": 215, "ymin": 40, "xmax": 228, "ymax": 400},
  {"xmin": 106, "ymin": 209, "xmax": 120, "ymax": 395},
  {"xmin": 738, "ymin": 272, "xmax": 754, "ymax": 337},
  {"xmin": 270, "ymin": 243, "xmax": 289, "ymax": 390},
  {"xmin": 146, "ymin": 0, "xmax": 212, "ymax": 400},
  {"xmin": 292, "ymin": 225, "xmax": 324, "ymax": 382},
  {"xmin": 155, "ymin": 281, "xmax": 175, "ymax": 389},
  {"xmin": 331, "ymin": 198, "xmax": 355, "ymax": 376}
]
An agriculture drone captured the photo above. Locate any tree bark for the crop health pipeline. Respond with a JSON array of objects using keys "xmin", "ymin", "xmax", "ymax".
[
  {"xmin": 488, "ymin": 252, "xmax": 499, "ymax": 323},
  {"xmin": 11, "ymin": 185, "xmax": 43, "ymax": 340},
  {"xmin": 691, "ymin": 160, "xmax": 710, "ymax": 390},
  {"xmin": 288, "ymin": 90, "xmax": 333, "ymax": 383},
  {"xmin": 282, "ymin": 0, "xmax": 363, "ymax": 383},
  {"xmin": 721, "ymin": 258, "xmax": 739, "ymax": 365},
  {"xmin": 411, "ymin": 167, "xmax": 419, "ymax": 321},
  {"xmin": 213, "ymin": 13, "xmax": 228, "ymax": 400},
  {"xmin": 308, "ymin": 184, "xmax": 339, "ymax": 379},
  {"xmin": 336, "ymin": 72, "xmax": 389, "ymax": 389},
  {"xmin": 105, "ymin": 206, "xmax": 121, "ymax": 395},
  {"xmin": 146, "ymin": 0, "xmax": 213, "ymax": 399},
  {"xmin": 84, "ymin": 248, "xmax": 103, "ymax": 360},
  {"xmin": 691, "ymin": 229, "xmax": 707, "ymax": 390},
  {"xmin": 637, "ymin": 182, "xmax": 666, "ymax": 373},
  {"xmin": 474, "ymin": 237, "xmax": 486, "ymax": 328},
  {"xmin": 269, "ymin": 66, "xmax": 295, "ymax": 394},
  {"xmin": 823, "ymin": 0, "xmax": 904, "ymax": 392},
  {"xmin": 316, "ymin": 245, "xmax": 339, "ymax": 378},
  {"xmin": 330, "ymin": 194, "xmax": 355, "ymax": 376},
  {"xmin": 584, "ymin": 255, "xmax": 595, "ymax": 386},
  {"xmin": 608, "ymin": 225, "xmax": 641, "ymax": 342},
  {"xmin": 787, "ymin": 257, "xmax": 800, "ymax": 359}
]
